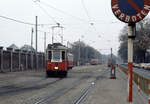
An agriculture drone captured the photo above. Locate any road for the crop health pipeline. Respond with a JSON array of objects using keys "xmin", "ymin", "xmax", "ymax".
[{"xmin": 0, "ymin": 65, "xmax": 108, "ymax": 104}]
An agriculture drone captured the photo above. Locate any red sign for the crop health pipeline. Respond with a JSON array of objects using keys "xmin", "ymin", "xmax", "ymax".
[{"xmin": 111, "ymin": 0, "xmax": 150, "ymax": 23}]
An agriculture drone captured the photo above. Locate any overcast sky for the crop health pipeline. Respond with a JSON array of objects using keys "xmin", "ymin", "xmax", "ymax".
[{"xmin": 0, "ymin": 0, "xmax": 148, "ymax": 55}]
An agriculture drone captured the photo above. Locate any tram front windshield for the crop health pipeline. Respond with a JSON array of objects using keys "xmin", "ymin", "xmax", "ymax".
[{"xmin": 53, "ymin": 51, "xmax": 60, "ymax": 61}]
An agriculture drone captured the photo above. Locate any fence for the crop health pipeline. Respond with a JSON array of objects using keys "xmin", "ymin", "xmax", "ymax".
[
  {"xmin": 119, "ymin": 65, "xmax": 150, "ymax": 103},
  {"xmin": 0, "ymin": 47, "xmax": 45, "ymax": 72}
]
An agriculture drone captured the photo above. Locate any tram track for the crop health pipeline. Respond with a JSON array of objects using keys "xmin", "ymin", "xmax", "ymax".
[
  {"xmin": 29, "ymin": 69, "xmax": 109, "ymax": 104},
  {"xmin": 0, "ymin": 65, "xmax": 108, "ymax": 104},
  {"xmin": 29, "ymin": 75, "xmax": 91, "ymax": 104},
  {"xmin": 0, "ymin": 78, "xmax": 63, "ymax": 96},
  {"xmin": 72, "ymin": 69, "xmax": 109, "ymax": 104}
]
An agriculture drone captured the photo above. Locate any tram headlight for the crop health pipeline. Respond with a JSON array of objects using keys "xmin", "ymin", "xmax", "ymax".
[{"xmin": 54, "ymin": 67, "xmax": 58, "ymax": 70}]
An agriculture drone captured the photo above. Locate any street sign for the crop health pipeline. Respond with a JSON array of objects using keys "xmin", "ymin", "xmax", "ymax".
[{"xmin": 111, "ymin": 0, "xmax": 150, "ymax": 23}]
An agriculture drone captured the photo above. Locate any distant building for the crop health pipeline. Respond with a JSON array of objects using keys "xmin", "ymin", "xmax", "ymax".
[
  {"xmin": 20, "ymin": 44, "xmax": 35, "ymax": 52},
  {"xmin": 8, "ymin": 44, "xmax": 19, "ymax": 51}
]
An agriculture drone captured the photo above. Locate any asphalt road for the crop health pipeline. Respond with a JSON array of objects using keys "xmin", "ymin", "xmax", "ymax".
[{"xmin": 0, "ymin": 65, "xmax": 108, "ymax": 104}]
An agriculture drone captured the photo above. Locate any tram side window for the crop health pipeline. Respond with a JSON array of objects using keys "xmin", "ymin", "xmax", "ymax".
[
  {"xmin": 62, "ymin": 51, "xmax": 65, "ymax": 61},
  {"xmin": 48, "ymin": 51, "xmax": 52, "ymax": 60}
]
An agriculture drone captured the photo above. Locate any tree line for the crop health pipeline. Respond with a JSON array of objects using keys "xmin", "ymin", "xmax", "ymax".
[
  {"xmin": 118, "ymin": 18, "xmax": 150, "ymax": 63},
  {"xmin": 68, "ymin": 40, "xmax": 101, "ymax": 65}
]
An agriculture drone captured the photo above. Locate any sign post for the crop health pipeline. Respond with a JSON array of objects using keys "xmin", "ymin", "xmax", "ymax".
[
  {"xmin": 127, "ymin": 23, "xmax": 135, "ymax": 103},
  {"xmin": 111, "ymin": 0, "xmax": 150, "ymax": 103}
]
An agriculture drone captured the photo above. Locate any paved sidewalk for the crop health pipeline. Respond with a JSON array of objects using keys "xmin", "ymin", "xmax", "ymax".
[{"xmin": 82, "ymin": 67, "xmax": 147, "ymax": 104}]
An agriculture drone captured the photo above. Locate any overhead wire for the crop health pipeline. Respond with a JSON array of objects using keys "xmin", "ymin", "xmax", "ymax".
[
  {"xmin": 80, "ymin": 0, "xmax": 102, "ymax": 37},
  {"xmin": 33, "ymin": 0, "xmax": 59, "ymax": 25},
  {"xmin": 33, "ymin": 0, "xmax": 65, "ymax": 43},
  {"xmin": 81, "ymin": 0, "xmax": 92, "ymax": 22},
  {"xmin": 0, "ymin": 14, "xmax": 117, "ymax": 27},
  {"xmin": 36, "ymin": 0, "xmax": 89, "ymax": 23},
  {"xmin": 0, "ymin": 1, "xmax": 120, "ymax": 27},
  {"xmin": 0, "ymin": 15, "xmax": 35, "ymax": 25},
  {"xmin": 0, "ymin": 14, "xmax": 58, "ymax": 27}
]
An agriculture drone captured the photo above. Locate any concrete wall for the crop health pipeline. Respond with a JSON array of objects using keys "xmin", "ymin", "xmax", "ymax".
[{"xmin": 0, "ymin": 47, "xmax": 45, "ymax": 72}]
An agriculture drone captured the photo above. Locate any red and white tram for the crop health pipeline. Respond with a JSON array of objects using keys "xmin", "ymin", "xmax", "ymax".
[{"xmin": 46, "ymin": 43, "xmax": 73, "ymax": 77}]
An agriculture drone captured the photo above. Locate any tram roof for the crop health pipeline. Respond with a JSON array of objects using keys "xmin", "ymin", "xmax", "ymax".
[{"xmin": 47, "ymin": 43, "xmax": 68, "ymax": 50}]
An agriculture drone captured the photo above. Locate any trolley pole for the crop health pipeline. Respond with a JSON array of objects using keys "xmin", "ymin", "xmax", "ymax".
[
  {"xmin": 51, "ymin": 23, "xmax": 63, "ymax": 44},
  {"xmin": 128, "ymin": 23, "xmax": 136, "ymax": 104}
]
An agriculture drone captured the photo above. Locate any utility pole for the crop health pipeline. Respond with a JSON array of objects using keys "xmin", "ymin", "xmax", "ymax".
[
  {"xmin": 111, "ymin": 48, "xmax": 112, "ymax": 64},
  {"xmin": 35, "ymin": 16, "xmax": 38, "ymax": 52},
  {"xmin": 78, "ymin": 39, "xmax": 80, "ymax": 66},
  {"xmin": 44, "ymin": 32, "xmax": 46, "ymax": 53},
  {"xmin": 31, "ymin": 28, "xmax": 34, "ymax": 51},
  {"xmin": 35, "ymin": 16, "xmax": 38, "ymax": 69},
  {"xmin": 86, "ymin": 47, "xmax": 88, "ymax": 63},
  {"xmin": 67, "ymin": 41, "xmax": 69, "ymax": 48},
  {"xmin": 30, "ymin": 27, "xmax": 34, "ymax": 69}
]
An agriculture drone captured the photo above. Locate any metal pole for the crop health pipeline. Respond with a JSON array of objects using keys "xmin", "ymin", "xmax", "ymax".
[
  {"xmin": 111, "ymin": 48, "xmax": 112, "ymax": 64},
  {"xmin": 0, "ymin": 47, "xmax": 3, "ymax": 72},
  {"xmin": 10, "ymin": 50, "xmax": 13, "ymax": 72},
  {"xmin": 67, "ymin": 41, "xmax": 69, "ymax": 48},
  {"xmin": 18, "ymin": 50, "xmax": 21, "ymax": 70},
  {"xmin": 44, "ymin": 32, "xmax": 46, "ymax": 68},
  {"xmin": 52, "ymin": 27, "xmax": 54, "ymax": 44},
  {"xmin": 31, "ymin": 28, "xmax": 34, "ymax": 51},
  {"xmin": 35, "ymin": 16, "xmax": 38, "ymax": 70},
  {"xmin": 35, "ymin": 16, "xmax": 38, "ymax": 52},
  {"xmin": 31, "ymin": 52, "xmax": 33, "ymax": 69},
  {"xmin": 78, "ymin": 39, "xmax": 80, "ymax": 66},
  {"xmin": 86, "ymin": 47, "xmax": 87, "ymax": 63},
  {"xmin": 101, "ymin": 54, "xmax": 102, "ymax": 64},
  {"xmin": 44, "ymin": 32, "xmax": 46, "ymax": 53},
  {"xmin": 110, "ymin": 48, "xmax": 112, "ymax": 76},
  {"xmin": 26, "ymin": 52, "xmax": 28, "ymax": 70},
  {"xmin": 128, "ymin": 23, "xmax": 135, "ymax": 104}
]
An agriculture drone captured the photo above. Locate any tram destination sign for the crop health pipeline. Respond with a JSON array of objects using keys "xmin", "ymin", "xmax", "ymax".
[{"xmin": 111, "ymin": 0, "xmax": 150, "ymax": 23}]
